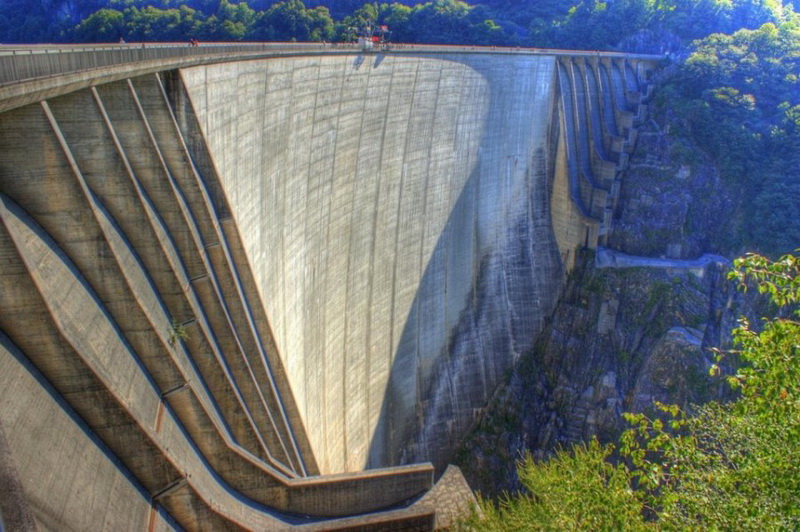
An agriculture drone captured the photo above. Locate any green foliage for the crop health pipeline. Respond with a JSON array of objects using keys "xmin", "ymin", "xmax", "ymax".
[
  {"xmin": 254, "ymin": 0, "xmax": 334, "ymax": 41},
  {"xmin": 659, "ymin": 21, "xmax": 800, "ymax": 255},
  {"xmin": 622, "ymin": 401, "xmax": 800, "ymax": 529},
  {"xmin": 405, "ymin": 0, "xmax": 471, "ymax": 44},
  {"xmin": 622, "ymin": 251, "xmax": 800, "ymax": 529},
  {"xmin": 468, "ymin": 440, "xmax": 651, "ymax": 531},
  {"xmin": 474, "ymin": 252, "xmax": 800, "ymax": 530},
  {"xmin": 168, "ymin": 318, "xmax": 190, "ymax": 346},
  {"xmin": 206, "ymin": 0, "xmax": 257, "ymax": 40},
  {"xmin": 73, "ymin": 9, "xmax": 126, "ymax": 41},
  {"xmin": 123, "ymin": 6, "xmax": 187, "ymax": 41},
  {"xmin": 729, "ymin": 251, "xmax": 800, "ymax": 306},
  {"xmin": 555, "ymin": 0, "xmax": 658, "ymax": 50},
  {"xmin": 68, "ymin": 2, "xmax": 258, "ymax": 42},
  {"xmin": 11, "ymin": 0, "xmax": 798, "ymax": 49}
]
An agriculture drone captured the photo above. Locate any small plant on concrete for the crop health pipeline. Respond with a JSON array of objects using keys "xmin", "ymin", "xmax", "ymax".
[{"xmin": 168, "ymin": 318, "xmax": 189, "ymax": 346}]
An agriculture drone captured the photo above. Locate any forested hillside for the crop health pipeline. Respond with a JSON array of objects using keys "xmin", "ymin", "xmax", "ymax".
[
  {"xmin": 657, "ymin": 22, "xmax": 800, "ymax": 256},
  {"xmin": 1, "ymin": 0, "xmax": 796, "ymax": 51}
]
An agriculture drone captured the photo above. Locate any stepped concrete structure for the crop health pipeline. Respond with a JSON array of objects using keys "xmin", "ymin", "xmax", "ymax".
[{"xmin": 0, "ymin": 43, "xmax": 657, "ymax": 530}]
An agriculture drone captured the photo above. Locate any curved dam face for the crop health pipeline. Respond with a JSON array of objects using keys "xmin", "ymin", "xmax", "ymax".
[{"xmin": 178, "ymin": 53, "xmax": 564, "ymax": 473}]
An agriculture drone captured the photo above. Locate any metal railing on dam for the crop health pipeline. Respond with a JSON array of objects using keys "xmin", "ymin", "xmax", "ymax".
[{"xmin": 0, "ymin": 41, "xmax": 662, "ymax": 86}]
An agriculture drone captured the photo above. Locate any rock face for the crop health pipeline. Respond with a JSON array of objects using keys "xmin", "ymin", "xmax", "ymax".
[
  {"xmin": 608, "ymin": 120, "xmax": 739, "ymax": 259},
  {"xmin": 457, "ymin": 252, "xmax": 741, "ymax": 496}
]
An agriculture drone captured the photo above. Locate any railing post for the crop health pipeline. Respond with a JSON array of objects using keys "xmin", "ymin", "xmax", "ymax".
[{"xmin": 10, "ymin": 50, "xmax": 19, "ymax": 84}]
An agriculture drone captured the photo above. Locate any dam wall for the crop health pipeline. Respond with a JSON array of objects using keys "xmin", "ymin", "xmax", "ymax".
[
  {"xmin": 0, "ymin": 46, "xmax": 655, "ymax": 529},
  {"xmin": 178, "ymin": 53, "xmax": 562, "ymax": 473},
  {"xmin": 178, "ymin": 52, "xmax": 652, "ymax": 473}
]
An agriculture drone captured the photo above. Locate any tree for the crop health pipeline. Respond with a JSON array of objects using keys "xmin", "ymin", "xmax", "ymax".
[
  {"xmin": 380, "ymin": 3, "xmax": 412, "ymax": 42},
  {"xmin": 407, "ymin": 0, "xmax": 473, "ymax": 44},
  {"xmin": 338, "ymin": 3, "xmax": 413, "ymax": 43},
  {"xmin": 253, "ymin": 0, "xmax": 334, "ymax": 41},
  {"xmin": 621, "ymin": 252, "xmax": 800, "ymax": 528},
  {"xmin": 72, "ymin": 8, "xmax": 125, "ymax": 42},
  {"xmin": 657, "ymin": 21, "xmax": 800, "ymax": 254},
  {"xmin": 123, "ymin": 6, "xmax": 184, "ymax": 41},
  {"xmin": 202, "ymin": 0, "xmax": 255, "ymax": 40},
  {"xmin": 473, "ymin": 440, "xmax": 652, "ymax": 530}
]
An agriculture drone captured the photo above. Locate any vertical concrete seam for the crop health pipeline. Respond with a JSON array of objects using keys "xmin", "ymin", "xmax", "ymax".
[
  {"xmin": 303, "ymin": 57, "xmax": 327, "ymax": 472},
  {"xmin": 278, "ymin": 62, "xmax": 290, "ymax": 448},
  {"xmin": 412, "ymin": 59, "xmax": 444, "ymax": 442},
  {"xmin": 341, "ymin": 53, "xmax": 374, "ymax": 471},
  {"xmin": 364, "ymin": 53, "xmax": 396, "ymax": 470},
  {"xmin": 386, "ymin": 57, "xmax": 420, "ymax": 463},
  {"xmin": 317, "ymin": 56, "xmax": 351, "ymax": 472},
  {"xmin": 324, "ymin": 54, "xmax": 350, "ymax": 469}
]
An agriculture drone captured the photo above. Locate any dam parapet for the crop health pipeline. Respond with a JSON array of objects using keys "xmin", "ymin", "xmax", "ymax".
[{"xmin": 0, "ymin": 45, "xmax": 656, "ymax": 530}]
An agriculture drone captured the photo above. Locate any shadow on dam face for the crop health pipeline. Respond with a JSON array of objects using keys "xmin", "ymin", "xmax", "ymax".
[
  {"xmin": 364, "ymin": 57, "xmax": 565, "ymax": 471},
  {"xmin": 180, "ymin": 51, "xmax": 567, "ymax": 474},
  {"xmin": 368, "ymin": 144, "xmax": 564, "ymax": 472}
]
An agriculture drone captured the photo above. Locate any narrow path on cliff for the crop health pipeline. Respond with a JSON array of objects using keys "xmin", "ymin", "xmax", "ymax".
[{"xmin": 596, "ymin": 247, "xmax": 729, "ymax": 272}]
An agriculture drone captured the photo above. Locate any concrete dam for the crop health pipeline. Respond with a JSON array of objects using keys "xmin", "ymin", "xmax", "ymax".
[{"xmin": 0, "ymin": 44, "xmax": 655, "ymax": 529}]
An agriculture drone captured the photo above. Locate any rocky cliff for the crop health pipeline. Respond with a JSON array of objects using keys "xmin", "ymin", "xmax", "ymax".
[{"xmin": 456, "ymin": 108, "xmax": 757, "ymax": 497}]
